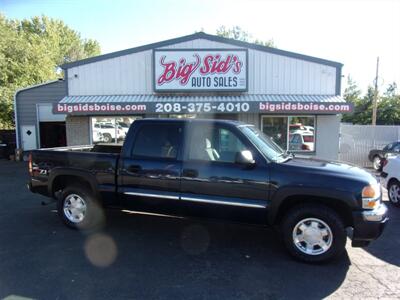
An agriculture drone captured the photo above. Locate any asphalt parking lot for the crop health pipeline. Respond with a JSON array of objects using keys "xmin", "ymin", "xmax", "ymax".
[{"xmin": 0, "ymin": 160, "xmax": 400, "ymax": 300}]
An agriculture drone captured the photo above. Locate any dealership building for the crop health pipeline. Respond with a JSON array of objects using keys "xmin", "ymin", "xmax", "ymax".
[{"xmin": 14, "ymin": 32, "xmax": 351, "ymax": 159}]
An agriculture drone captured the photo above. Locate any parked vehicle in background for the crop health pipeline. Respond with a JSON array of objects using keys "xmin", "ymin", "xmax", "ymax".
[
  {"xmin": 27, "ymin": 119, "xmax": 388, "ymax": 263},
  {"xmin": 117, "ymin": 121, "xmax": 130, "ymax": 136},
  {"xmin": 368, "ymin": 142, "xmax": 400, "ymax": 170},
  {"xmin": 93, "ymin": 123, "xmax": 125, "ymax": 143},
  {"xmin": 289, "ymin": 131, "xmax": 315, "ymax": 151},
  {"xmin": 304, "ymin": 126, "xmax": 314, "ymax": 133},
  {"xmin": 381, "ymin": 155, "xmax": 400, "ymax": 205}
]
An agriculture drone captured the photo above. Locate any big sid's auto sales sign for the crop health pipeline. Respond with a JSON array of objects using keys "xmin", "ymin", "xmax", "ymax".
[{"xmin": 153, "ymin": 49, "xmax": 248, "ymax": 92}]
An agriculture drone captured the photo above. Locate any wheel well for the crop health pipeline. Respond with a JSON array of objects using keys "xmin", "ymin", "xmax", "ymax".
[
  {"xmin": 274, "ymin": 195, "xmax": 353, "ymax": 227},
  {"xmin": 388, "ymin": 177, "xmax": 399, "ymax": 188},
  {"xmin": 52, "ymin": 175, "xmax": 92, "ymax": 197}
]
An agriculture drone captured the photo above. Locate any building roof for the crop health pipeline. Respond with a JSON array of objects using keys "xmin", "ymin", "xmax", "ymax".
[
  {"xmin": 60, "ymin": 32, "xmax": 343, "ymax": 70},
  {"xmin": 59, "ymin": 94, "xmax": 345, "ymax": 104}
]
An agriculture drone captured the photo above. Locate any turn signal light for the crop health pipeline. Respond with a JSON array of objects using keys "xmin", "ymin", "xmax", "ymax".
[
  {"xmin": 362, "ymin": 185, "xmax": 376, "ymax": 199},
  {"xmin": 362, "ymin": 184, "xmax": 381, "ymax": 209}
]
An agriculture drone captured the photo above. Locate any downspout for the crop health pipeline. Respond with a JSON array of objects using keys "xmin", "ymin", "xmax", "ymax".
[{"xmin": 13, "ymin": 90, "xmax": 20, "ymax": 149}]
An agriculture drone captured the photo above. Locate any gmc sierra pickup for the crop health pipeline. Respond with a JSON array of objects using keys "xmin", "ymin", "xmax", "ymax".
[{"xmin": 28, "ymin": 119, "xmax": 388, "ymax": 262}]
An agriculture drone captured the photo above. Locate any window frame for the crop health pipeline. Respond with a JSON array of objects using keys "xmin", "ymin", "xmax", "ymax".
[
  {"xmin": 183, "ymin": 122, "xmax": 261, "ymax": 165},
  {"xmin": 129, "ymin": 122, "xmax": 184, "ymax": 162},
  {"xmin": 260, "ymin": 115, "xmax": 317, "ymax": 154}
]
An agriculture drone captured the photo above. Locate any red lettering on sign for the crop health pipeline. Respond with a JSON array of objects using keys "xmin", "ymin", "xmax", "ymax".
[
  {"xmin": 157, "ymin": 53, "xmax": 243, "ymax": 87},
  {"xmin": 157, "ymin": 55, "xmax": 200, "ymax": 86}
]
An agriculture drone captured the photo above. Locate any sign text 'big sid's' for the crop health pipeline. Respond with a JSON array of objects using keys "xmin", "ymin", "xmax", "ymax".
[{"xmin": 153, "ymin": 49, "xmax": 248, "ymax": 92}]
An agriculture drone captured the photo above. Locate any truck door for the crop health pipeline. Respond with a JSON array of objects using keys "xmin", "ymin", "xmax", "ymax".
[
  {"xmin": 179, "ymin": 122, "xmax": 270, "ymax": 223},
  {"xmin": 118, "ymin": 121, "xmax": 183, "ymax": 214}
]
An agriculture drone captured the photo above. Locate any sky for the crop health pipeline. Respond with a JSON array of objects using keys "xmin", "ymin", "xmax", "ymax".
[{"xmin": 1, "ymin": 0, "xmax": 399, "ymax": 94}]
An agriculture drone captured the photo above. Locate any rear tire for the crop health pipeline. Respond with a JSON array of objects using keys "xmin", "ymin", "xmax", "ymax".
[
  {"xmin": 281, "ymin": 204, "xmax": 346, "ymax": 263},
  {"xmin": 57, "ymin": 184, "xmax": 105, "ymax": 231},
  {"xmin": 373, "ymin": 156, "xmax": 382, "ymax": 171},
  {"xmin": 388, "ymin": 180, "xmax": 400, "ymax": 206}
]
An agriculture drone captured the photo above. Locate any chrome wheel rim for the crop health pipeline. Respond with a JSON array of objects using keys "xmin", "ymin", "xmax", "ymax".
[
  {"xmin": 389, "ymin": 184, "xmax": 400, "ymax": 203},
  {"xmin": 292, "ymin": 218, "xmax": 333, "ymax": 256},
  {"xmin": 63, "ymin": 194, "xmax": 87, "ymax": 223},
  {"xmin": 373, "ymin": 157, "xmax": 381, "ymax": 170}
]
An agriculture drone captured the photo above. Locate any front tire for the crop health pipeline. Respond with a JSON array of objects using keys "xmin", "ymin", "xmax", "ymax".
[
  {"xmin": 281, "ymin": 204, "xmax": 346, "ymax": 263},
  {"xmin": 103, "ymin": 133, "xmax": 112, "ymax": 143},
  {"xmin": 57, "ymin": 184, "xmax": 105, "ymax": 231},
  {"xmin": 388, "ymin": 180, "xmax": 400, "ymax": 206}
]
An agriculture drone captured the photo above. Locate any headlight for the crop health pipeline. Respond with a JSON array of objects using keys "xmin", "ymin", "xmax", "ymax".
[{"xmin": 362, "ymin": 183, "xmax": 381, "ymax": 209}]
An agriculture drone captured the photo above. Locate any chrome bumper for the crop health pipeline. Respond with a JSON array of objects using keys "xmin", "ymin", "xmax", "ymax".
[{"xmin": 362, "ymin": 203, "xmax": 388, "ymax": 222}]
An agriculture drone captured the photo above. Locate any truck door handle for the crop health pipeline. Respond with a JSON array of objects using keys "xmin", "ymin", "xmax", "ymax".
[
  {"xmin": 182, "ymin": 169, "xmax": 198, "ymax": 178},
  {"xmin": 127, "ymin": 165, "xmax": 141, "ymax": 173}
]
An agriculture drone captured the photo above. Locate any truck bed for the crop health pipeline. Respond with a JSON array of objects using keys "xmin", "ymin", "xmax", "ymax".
[
  {"xmin": 29, "ymin": 144, "xmax": 121, "ymax": 199},
  {"xmin": 37, "ymin": 143, "xmax": 123, "ymax": 154}
]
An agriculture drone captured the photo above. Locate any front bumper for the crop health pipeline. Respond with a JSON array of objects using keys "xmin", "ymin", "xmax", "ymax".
[{"xmin": 352, "ymin": 203, "xmax": 389, "ymax": 247}]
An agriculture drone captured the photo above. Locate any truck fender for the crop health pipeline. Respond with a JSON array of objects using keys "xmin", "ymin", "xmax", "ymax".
[
  {"xmin": 267, "ymin": 186, "xmax": 358, "ymax": 225},
  {"xmin": 48, "ymin": 168, "xmax": 101, "ymax": 201}
]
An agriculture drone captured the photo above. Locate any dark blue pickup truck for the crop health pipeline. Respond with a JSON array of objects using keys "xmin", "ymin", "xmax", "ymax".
[{"xmin": 28, "ymin": 119, "xmax": 388, "ymax": 263}]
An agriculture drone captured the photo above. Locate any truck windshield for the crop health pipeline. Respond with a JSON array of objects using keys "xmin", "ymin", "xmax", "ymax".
[{"xmin": 238, "ymin": 125, "xmax": 288, "ymax": 162}]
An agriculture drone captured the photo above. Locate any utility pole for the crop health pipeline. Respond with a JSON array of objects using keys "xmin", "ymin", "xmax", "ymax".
[{"xmin": 372, "ymin": 57, "xmax": 379, "ymax": 126}]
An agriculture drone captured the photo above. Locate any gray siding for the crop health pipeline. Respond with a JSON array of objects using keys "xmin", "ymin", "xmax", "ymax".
[
  {"xmin": 16, "ymin": 80, "xmax": 67, "ymax": 147},
  {"xmin": 66, "ymin": 116, "xmax": 90, "ymax": 146},
  {"xmin": 67, "ymin": 39, "xmax": 337, "ymax": 96}
]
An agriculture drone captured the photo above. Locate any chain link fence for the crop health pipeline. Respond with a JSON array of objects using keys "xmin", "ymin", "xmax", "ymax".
[{"xmin": 339, "ymin": 124, "xmax": 400, "ymax": 167}]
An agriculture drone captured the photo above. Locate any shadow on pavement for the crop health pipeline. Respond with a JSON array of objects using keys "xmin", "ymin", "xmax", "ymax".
[{"xmin": 362, "ymin": 202, "xmax": 400, "ymax": 267}]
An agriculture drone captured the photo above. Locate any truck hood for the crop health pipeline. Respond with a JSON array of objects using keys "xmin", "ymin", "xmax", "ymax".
[{"xmin": 282, "ymin": 157, "xmax": 377, "ymax": 184}]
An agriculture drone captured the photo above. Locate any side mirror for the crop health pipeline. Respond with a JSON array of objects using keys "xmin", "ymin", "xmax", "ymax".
[{"xmin": 235, "ymin": 150, "xmax": 255, "ymax": 166}]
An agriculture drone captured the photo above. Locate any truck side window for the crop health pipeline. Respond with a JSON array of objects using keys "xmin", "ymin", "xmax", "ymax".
[
  {"xmin": 131, "ymin": 124, "xmax": 181, "ymax": 159},
  {"xmin": 188, "ymin": 125, "xmax": 245, "ymax": 163}
]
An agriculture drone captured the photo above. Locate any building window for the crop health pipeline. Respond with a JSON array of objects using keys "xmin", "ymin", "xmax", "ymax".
[
  {"xmin": 261, "ymin": 116, "xmax": 315, "ymax": 152},
  {"xmin": 91, "ymin": 116, "xmax": 142, "ymax": 144}
]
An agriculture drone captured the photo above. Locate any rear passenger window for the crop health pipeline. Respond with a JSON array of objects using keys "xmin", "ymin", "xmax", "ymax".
[{"xmin": 131, "ymin": 124, "xmax": 181, "ymax": 159}]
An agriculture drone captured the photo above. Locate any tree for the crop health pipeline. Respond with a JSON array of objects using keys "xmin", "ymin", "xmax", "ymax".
[
  {"xmin": 341, "ymin": 78, "xmax": 400, "ymax": 125},
  {"xmin": 216, "ymin": 25, "xmax": 275, "ymax": 47},
  {"xmin": 0, "ymin": 14, "xmax": 101, "ymax": 129},
  {"xmin": 343, "ymin": 76, "xmax": 362, "ymax": 104},
  {"xmin": 384, "ymin": 82, "xmax": 397, "ymax": 97},
  {"xmin": 341, "ymin": 76, "xmax": 362, "ymax": 123}
]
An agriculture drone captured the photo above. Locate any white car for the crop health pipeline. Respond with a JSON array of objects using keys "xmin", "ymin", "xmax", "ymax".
[
  {"xmin": 116, "ymin": 121, "xmax": 130, "ymax": 136},
  {"xmin": 381, "ymin": 155, "xmax": 400, "ymax": 205},
  {"xmin": 93, "ymin": 123, "xmax": 125, "ymax": 143},
  {"xmin": 289, "ymin": 130, "xmax": 315, "ymax": 151}
]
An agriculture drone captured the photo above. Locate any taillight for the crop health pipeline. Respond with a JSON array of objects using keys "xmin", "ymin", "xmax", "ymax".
[
  {"xmin": 382, "ymin": 159, "xmax": 388, "ymax": 168},
  {"xmin": 301, "ymin": 144, "xmax": 310, "ymax": 150},
  {"xmin": 28, "ymin": 153, "xmax": 33, "ymax": 176}
]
